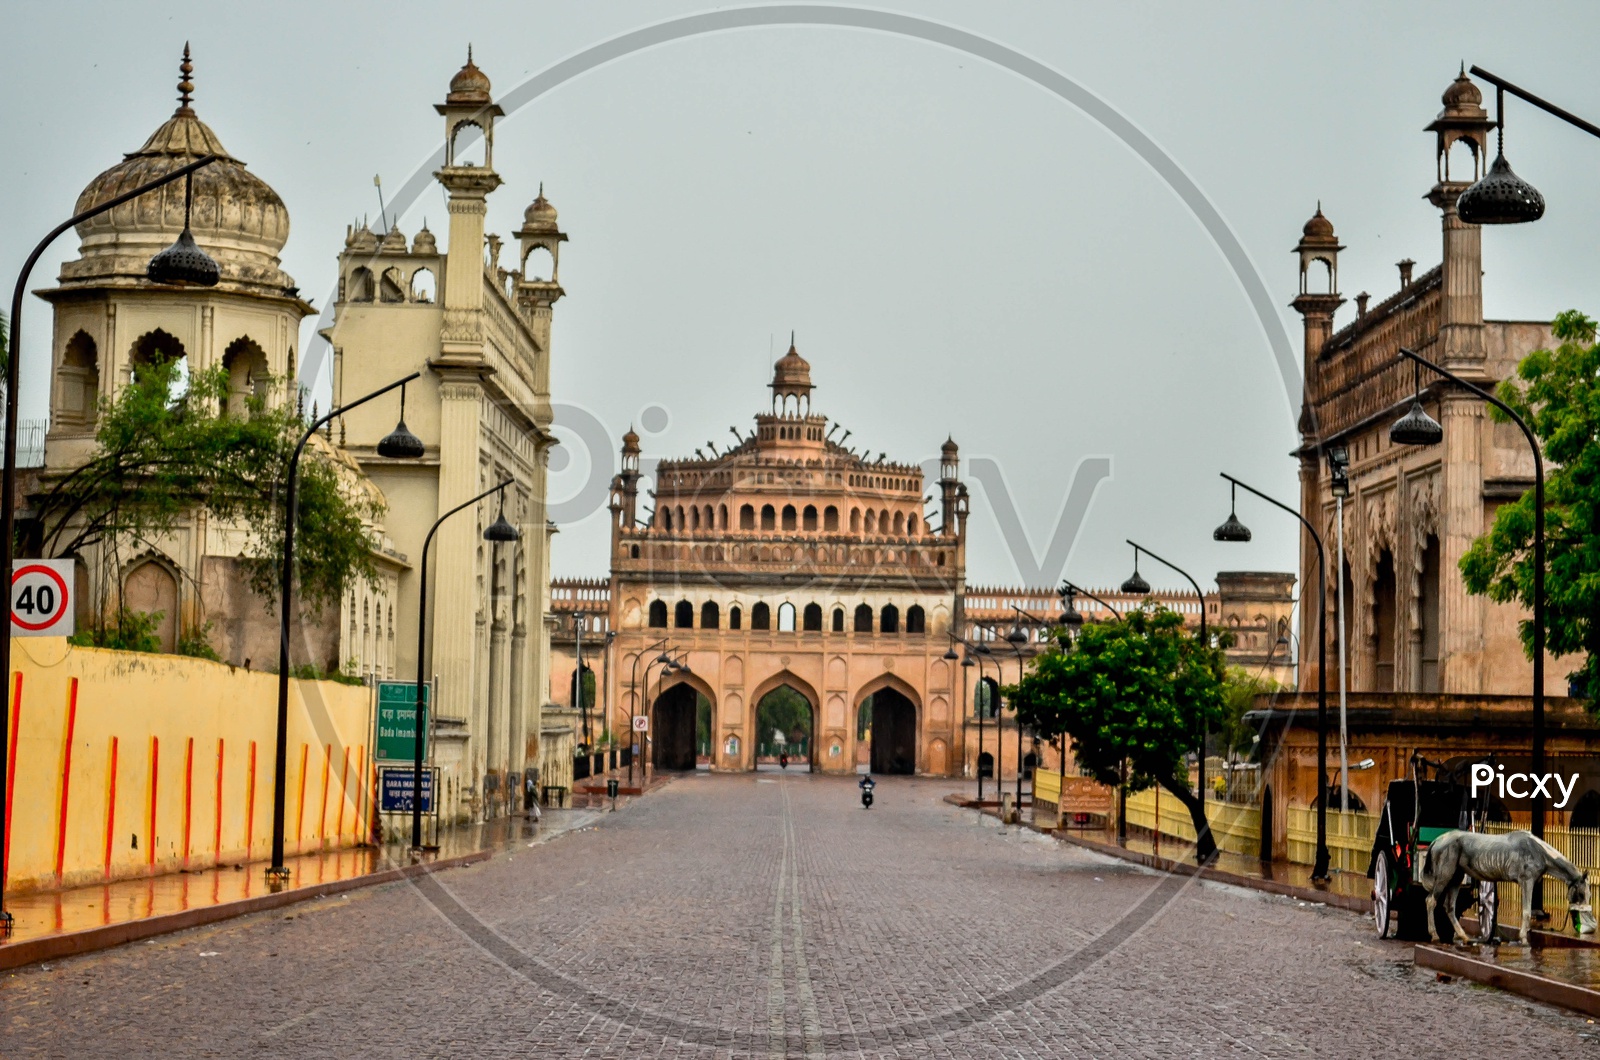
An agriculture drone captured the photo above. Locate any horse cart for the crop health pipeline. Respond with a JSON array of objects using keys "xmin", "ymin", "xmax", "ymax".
[{"xmin": 1369, "ymin": 754, "xmax": 1498, "ymax": 941}]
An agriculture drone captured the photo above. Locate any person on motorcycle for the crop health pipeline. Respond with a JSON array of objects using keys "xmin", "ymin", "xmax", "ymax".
[{"xmin": 859, "ymin": 774, "xmax": 876, "ymax": 808}]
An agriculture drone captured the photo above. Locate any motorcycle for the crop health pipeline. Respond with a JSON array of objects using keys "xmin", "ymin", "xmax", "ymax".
[
  {"xmin": 860, "ymin": 776, "xmax": 876, "ymax": 809},
  {"xmin": 779, "ymin": 751, "xmax": 789, "ymax": 770}
]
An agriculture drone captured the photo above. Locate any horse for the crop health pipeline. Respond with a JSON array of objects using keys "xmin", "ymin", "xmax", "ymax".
[{"xmin": 1421, "ymin": 829, "xmax": 1595, "ymax": 944}]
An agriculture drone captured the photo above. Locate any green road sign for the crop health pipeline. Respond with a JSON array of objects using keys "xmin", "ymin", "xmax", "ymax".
[{"xmin": 375, "ymin": 681, "xmax": 429, "ymax": 763}]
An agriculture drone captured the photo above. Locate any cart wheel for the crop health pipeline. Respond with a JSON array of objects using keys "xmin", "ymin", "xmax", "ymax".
[
  {"xmin": 1373, "ymin": 850, "xmax": 1393, "ymax": 938},
  {"xmin": 1477, "ymin": 881, "xmax": 1498, "ymax": 942}
]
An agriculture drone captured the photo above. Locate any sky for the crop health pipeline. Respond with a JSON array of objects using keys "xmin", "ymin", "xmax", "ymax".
[{"xmin": 4, "ymin": 1, "xmax": 1598, "ymax": 597}]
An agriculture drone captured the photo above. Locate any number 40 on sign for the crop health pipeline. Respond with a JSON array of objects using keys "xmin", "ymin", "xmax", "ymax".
[{"xmin": 11, "ymin": 559, "xmax": 75, "ymax": 638}]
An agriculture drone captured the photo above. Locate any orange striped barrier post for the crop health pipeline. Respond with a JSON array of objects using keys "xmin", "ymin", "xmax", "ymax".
[
  {"xmin": 181, "ymin": 736, "xmax": 194, "ymax": 869},
  {"xmin": 318, "ymin": 743, "xmax": 330, "ymax": 845},
  {"xmin": 103, "ymin": 736, "xmax": 118, "ymax": 878},
  {"xmin": 335, "ymin": 746, "xmax": 350, "ymax": 841},
  {"xmin": 147, "ymin": 736, "xmax": 159, "ymax": 869},
  {"xmin": 213, "ymin": 737, "xmax": 224, "ymax": 862},
  {"xmin": 54, "ymin": 677, "xmax": 79, "ymax": 881},
  {"xmin": 245, "ymin": 740, "xmax": 257, "ymax": 858},
  {"xmin": 295, "ymin": 743, "xmax": 309, "ymax": 848}
]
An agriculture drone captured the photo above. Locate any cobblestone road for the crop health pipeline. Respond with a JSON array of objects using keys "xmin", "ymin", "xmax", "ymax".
[{"xmin": 4, "ymin": 774, "xmax": 1597, "ymax": 1057}]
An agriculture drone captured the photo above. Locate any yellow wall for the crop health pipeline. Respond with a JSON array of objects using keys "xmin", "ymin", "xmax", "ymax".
[{"xmin": 4, "ymin": 638, "xmax": 373, "ymax": 894}]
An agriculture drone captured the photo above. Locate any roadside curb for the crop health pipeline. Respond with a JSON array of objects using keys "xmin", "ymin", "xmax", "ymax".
[
  {"xmin": 0, "ymin": 847, "xmax": 494, "ymax": 972},
  {"xmin": 1416, "ymin": 944, "xmax": 1600, "ymax": 1018}
]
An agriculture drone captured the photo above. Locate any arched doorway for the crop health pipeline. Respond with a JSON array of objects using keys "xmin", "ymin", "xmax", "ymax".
[
  {"xmin": 755, "ymin": 684, "xmax": 813, "ymax": 771},
  {"xmin": 652, "ymin": 683, "xmax": 710, "ymax": 771},
  {"xmin": 859, "ymin": 688, "xmax": 917, "ymax": 775}
]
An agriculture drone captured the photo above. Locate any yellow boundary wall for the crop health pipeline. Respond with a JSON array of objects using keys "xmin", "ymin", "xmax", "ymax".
[{"xmin": 4, "ymin": 638, "xmax": 373, "ymax": 894}]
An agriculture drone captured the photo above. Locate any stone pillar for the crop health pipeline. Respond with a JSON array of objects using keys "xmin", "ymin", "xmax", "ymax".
[
  {"xmin": 1439, "ymin": 395, "xmax": 1484, "ymax": 692},
  {"xmin": 488, "ymin": 563, "xmax": 511, "ymax": 812},
  {"xmin": 431, "ymin": 380, "xmax": 483, "ymax": 729},
  {"xmin": 1297, "ymin": 453, "xmax": 1323, "ymax": 692}
]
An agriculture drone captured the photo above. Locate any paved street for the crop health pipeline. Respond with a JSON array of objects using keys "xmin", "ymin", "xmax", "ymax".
[{"xmin": 3, "ymin": 774, "xmax": 1596, "ymax": 1058}]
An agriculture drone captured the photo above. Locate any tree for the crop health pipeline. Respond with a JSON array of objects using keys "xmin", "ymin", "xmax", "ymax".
[
  {"xmin": 1461, "ymin": 309, "xmax": 1600, "ymax": 702},
  {"xmin": 26, "ymin": 354, "xmax": 384, "ymax": 641},
  {"xmin": 1010, "ymin": 608, "xmax": 1228, "ymax": 863}
]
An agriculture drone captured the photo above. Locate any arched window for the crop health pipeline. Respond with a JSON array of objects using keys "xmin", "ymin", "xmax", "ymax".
[
  {"xmin": 893, "ymin": 512, "xmax": 905, "ymax": 535},
  {"xmin": 864, "ymin": 510, "xmax": 877, "ymax": 534},
  {"xmin": 803, "ymin": 603, "xmax": 823, "ymax": 631},
  {"xmin": 347, "ymin": 267, "xmax": 375, "ymax": 302},
  {"xmin": 740, "ymin": 504, "xmax": 755, "ymax": 530},
  {"xmin": 662, "ymin": 508, "xmax": 674, "ymax": 531},
  {"xmin": 648, "ymin": 600, "xmax": 668, "ymax": 628},
  {"xmin": 409, "ymin": 267, "xmax": 435, "ymax": 302},
  {"xmin": 854, "ymin": 604, "xmax": 873, "ymax": 633},
  {"xmin": 879, "ymin": 508, "xmax": 890, "ymax": 532},
  {"xmin": 523, "ymin": 245, "xmax": 554, "ymax": 282},
  {"xmin": 379, "ymin": 267, "xmax": 405, "ymax": 302},
  {"xmin": 781, "ymin": 504, "xmax": 797, "ymax": 531},
  {"xmin": 824, "ymin": 505, "xmax": 839, "ymax": 532},
  {"xmin": 674, "ymin": 600, "xmax": 694, "ymax": 628},
  {"xmin": 906, "ymin": 605, "xmax": 926, "ymax": 634},
  {"xmin": 718, "ymin": 504, "xmax": 728, "ymax": 529},
  {"xmin": 221, "ymin": 337, "xmax": 269, "ymax": 417},
  {"xmin": 751, "ymin": 602, "xmax": 771, "ymax": 630},
  {"xmin": 850, "ymin": 509, "xmax": 861, "ymax": 533},
  {"xmin": 802, "ymin": 505, "xmax": 818, "ymax": 531},
  {"xmin": 777, "ymin": 602, "xmax": 796, "ymax": 631},
  {"xmin": 701, "ymin": 601, "xmax": 720, "ymax": 629},
  {"xmin": 729, "ymin": 605, "xmax": 742, "ymax": 630},
  {"xmin": 57, "ymin": 330, "xmax": 100, "ymax": 428},
  {"xmin": 908, "ymin": 514, "xmax": 919, "ymax": 535},
  {"xmin": 677, "ymin": 506, "xmax": 686, "ymax": 530},
  {"xmin": 703, "ymin": 505, "xmax": 714, "ymax": 530},
  {"xmin": 690, "ymin": 507, "xmax": 700, "ymax": 531},
  {"xmin": 880, "ymin": 604, "xmax": 900, "ymax": 634},
  {"xmin": 761, "ymin": 505, "xmax": 776, "ymax": 531},
  {"xmin": 832, "ymin": 608, "xmax": 845, "ymax": 632}
]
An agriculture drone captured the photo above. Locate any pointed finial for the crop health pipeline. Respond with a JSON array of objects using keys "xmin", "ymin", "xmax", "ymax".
[
  {"xmin": 789, "ymin": 329, "xmax": 796, "ymax": 349},
  {"xmin": 175, "ymin": 42, "xmax": 196, "ymax": 117},
  {"xmin": 468, "ymin": 43, "xmax": 474, "ymax": 64},
  {"xmin": 539, "ymin": 181, "xmax": 544, "ymax": 197},
  {"xmin": 1316, "ymin": 199, "xmax": 1322, "ymax": 213}
]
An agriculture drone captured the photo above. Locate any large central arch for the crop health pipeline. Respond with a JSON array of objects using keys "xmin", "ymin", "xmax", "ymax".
[{"xmin": 346, "ymin": 6, "xmax": 1299, "ymax": 420}]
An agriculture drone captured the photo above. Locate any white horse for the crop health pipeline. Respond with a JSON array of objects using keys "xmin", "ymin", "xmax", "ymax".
[{"xmin": 1421, "ymin": 829, "xmax": 1595, "ymax": 944}]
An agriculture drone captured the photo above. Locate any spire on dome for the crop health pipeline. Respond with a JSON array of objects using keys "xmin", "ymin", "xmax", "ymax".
[{"xmin": 175, "ymin": 43, "xmax": 195, "ymax": 118}]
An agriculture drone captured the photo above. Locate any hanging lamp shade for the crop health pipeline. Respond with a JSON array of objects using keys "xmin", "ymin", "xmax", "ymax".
[
  {"xmin": 1006, "ymin": 624, "xmax": 1028, "ymax": 644},
  {"xmin": 484, "ymin": 509, "xmax": 520, "ymax": 542},
  {"xmin": 1389, "ymin": 400, "xmax": 1444, "ymax": 447},
  {"xmin": 377, "ymin": 420, "xmax": 425, "ymax": 459},
  {"xmin": 1120, "ymin": 569, "xmax": 1150, "ymax": 594},
  {"xmin": 1458, "ymin": 153, "xmax": 1545, "ymax": 225},
  {"xmin": 147, "ymin": 226, "xmax": 220, "ymax": 287},
  {"xmin": 1213, "ymin": 512, "xmax": 1251, "ymax": 543}
]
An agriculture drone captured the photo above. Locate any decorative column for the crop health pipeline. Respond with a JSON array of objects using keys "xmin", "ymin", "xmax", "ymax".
[
  {"xmin": 1439, "ymin": 395, "xmax": 1485, "ymax": 692},
  {"xmin": 431, "ymin": 380, "xmax": 484, "ymax": 730}
]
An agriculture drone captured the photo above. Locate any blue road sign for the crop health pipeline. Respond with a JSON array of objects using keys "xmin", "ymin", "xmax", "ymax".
[{"xmin": 380, "ymin": 767, "xmax": 435, "ymax": 813}]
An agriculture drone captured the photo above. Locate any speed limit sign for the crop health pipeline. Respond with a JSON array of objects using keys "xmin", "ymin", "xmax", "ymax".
[{"xmin": 11, "ymin": 559, "xmax": 74, "ymax": 638}]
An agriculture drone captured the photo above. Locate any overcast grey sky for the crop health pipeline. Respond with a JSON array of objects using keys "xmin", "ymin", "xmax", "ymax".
[{"xmin": 5, "ymin": 1, "xmax": 1598, "ymax": 594}]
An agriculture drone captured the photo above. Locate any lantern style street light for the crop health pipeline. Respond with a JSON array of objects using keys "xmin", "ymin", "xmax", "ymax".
[
  {"xmin": 1216, "ymin": 473, "xmax": 1332, "ymax": 881},
  {"xmin": 1124, "ymin": 539, "xmax": 1215, "ymax": 860},
  {"xmin": 1390, "ymin": 345, "xmax": 1549, "ymax": 839},
  {"xmin": 269, "ymin": 373, "xmax": 424, "ymax": 880},
  {"xmin": 0, "ymin": 154, "xmax": 223, "ymax": 935},
  {"xmin": 627, "ymin": 640, "xmax": 670, "ymax": 785},
  {"xmin": 407, "ymin": 477, "xmax": 519, "ymax": 853}
]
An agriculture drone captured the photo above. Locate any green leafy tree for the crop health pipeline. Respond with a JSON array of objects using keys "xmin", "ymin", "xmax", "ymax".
[
  {"xmin": 1010, "ymin": 608, "xmax": 1228, "ymax": 863},
  {"xmin": 28, "ymin": 354, "xmax": 384, "ymax": 642},
  {"xmin": 1461, "ymin": 309, "xmax": 1600, "ymax": 701}
]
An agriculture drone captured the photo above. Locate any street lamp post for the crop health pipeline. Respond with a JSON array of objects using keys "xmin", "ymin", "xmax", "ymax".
[
  {"xmin": 951, "ymin": 631, "xmax": 994, "ymax": 801},
  {"xmin": 1123, "ymin": 540, "xmax": 1213, "ymax": 858},
  {"xmin": 408, "ymin": 478, "xmax": 519, "ymax": 852},
  {"xmin": 641, "ymin": 651, "xmax": 681, "ymax": 779},
  {"xmin": 0, "ymin": 154, "xmax": 223, "ymax": 933},
  {"xmin": 1002, "ymin": 619, "xmax": 1029, "ymax": 817},
  {"xmin": 627, "ymin": 640, "xmax": 669, "ymax": 784},
  {"xmin": 1390, "ymin": 345, "xmax": 1549, "ymax": 839},
  {"xmin": 573, "ymin": 610, "xmax": 588, "ymax": 752},
  {"xmin": 1216, "ymin": 474, "xmax": 1332, "ymax": 881},
  {"xmin": 1327, "ymin": 445, "xmax": 1352, "ymax": 815},
  {"xmin": 270, "ymin": 373, "xmax": 424, "ymax": 879}
]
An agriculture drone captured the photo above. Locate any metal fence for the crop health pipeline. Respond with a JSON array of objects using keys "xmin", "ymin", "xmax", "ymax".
[
  {"xmin": 3, "ymin": 418, "xmax": 48, "ymax": 468},
  {"xmin": 1123, "ymin": 787, "xmax": 1262, "ymax": 859}
]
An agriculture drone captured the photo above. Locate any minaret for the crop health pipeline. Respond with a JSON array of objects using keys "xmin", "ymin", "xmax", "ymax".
[
  {"xmin": 434, "ymin": 46, "xmax": 503, "ymax": 362},
  {"xmin": 939, "ymin": 437, "xmax": 961, "ymax": 537},
  {"xmin": 430, "ymin": 49, "xmax": 504, "ymax": 743},
  {"xmin": 514, "ymin": 183, "xmax": 568, "ymax": 378},
  {"xmin": 612, "ymin": 428, "xmax": 641, "ymax": 530},
  {"xmin": 1426, "ymin": 68, "xmax": 1493, "ymax": 374},
  {"xmin": 1291, "ymin": 205, "xmax": 1344, "ymax": 438},
  {"xmin": 1425, "ymin": 69, "xmax": 1495, "ymax": 692}
]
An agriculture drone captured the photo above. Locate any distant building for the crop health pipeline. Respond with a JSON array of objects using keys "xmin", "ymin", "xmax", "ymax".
[
  {"xmin": 551, "ymin": 345, "xmax": 1294, "ymax": 781},
  {"xmin": 1290, "ymin": 68, "xmax": 1565, "ymax": 698}
]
